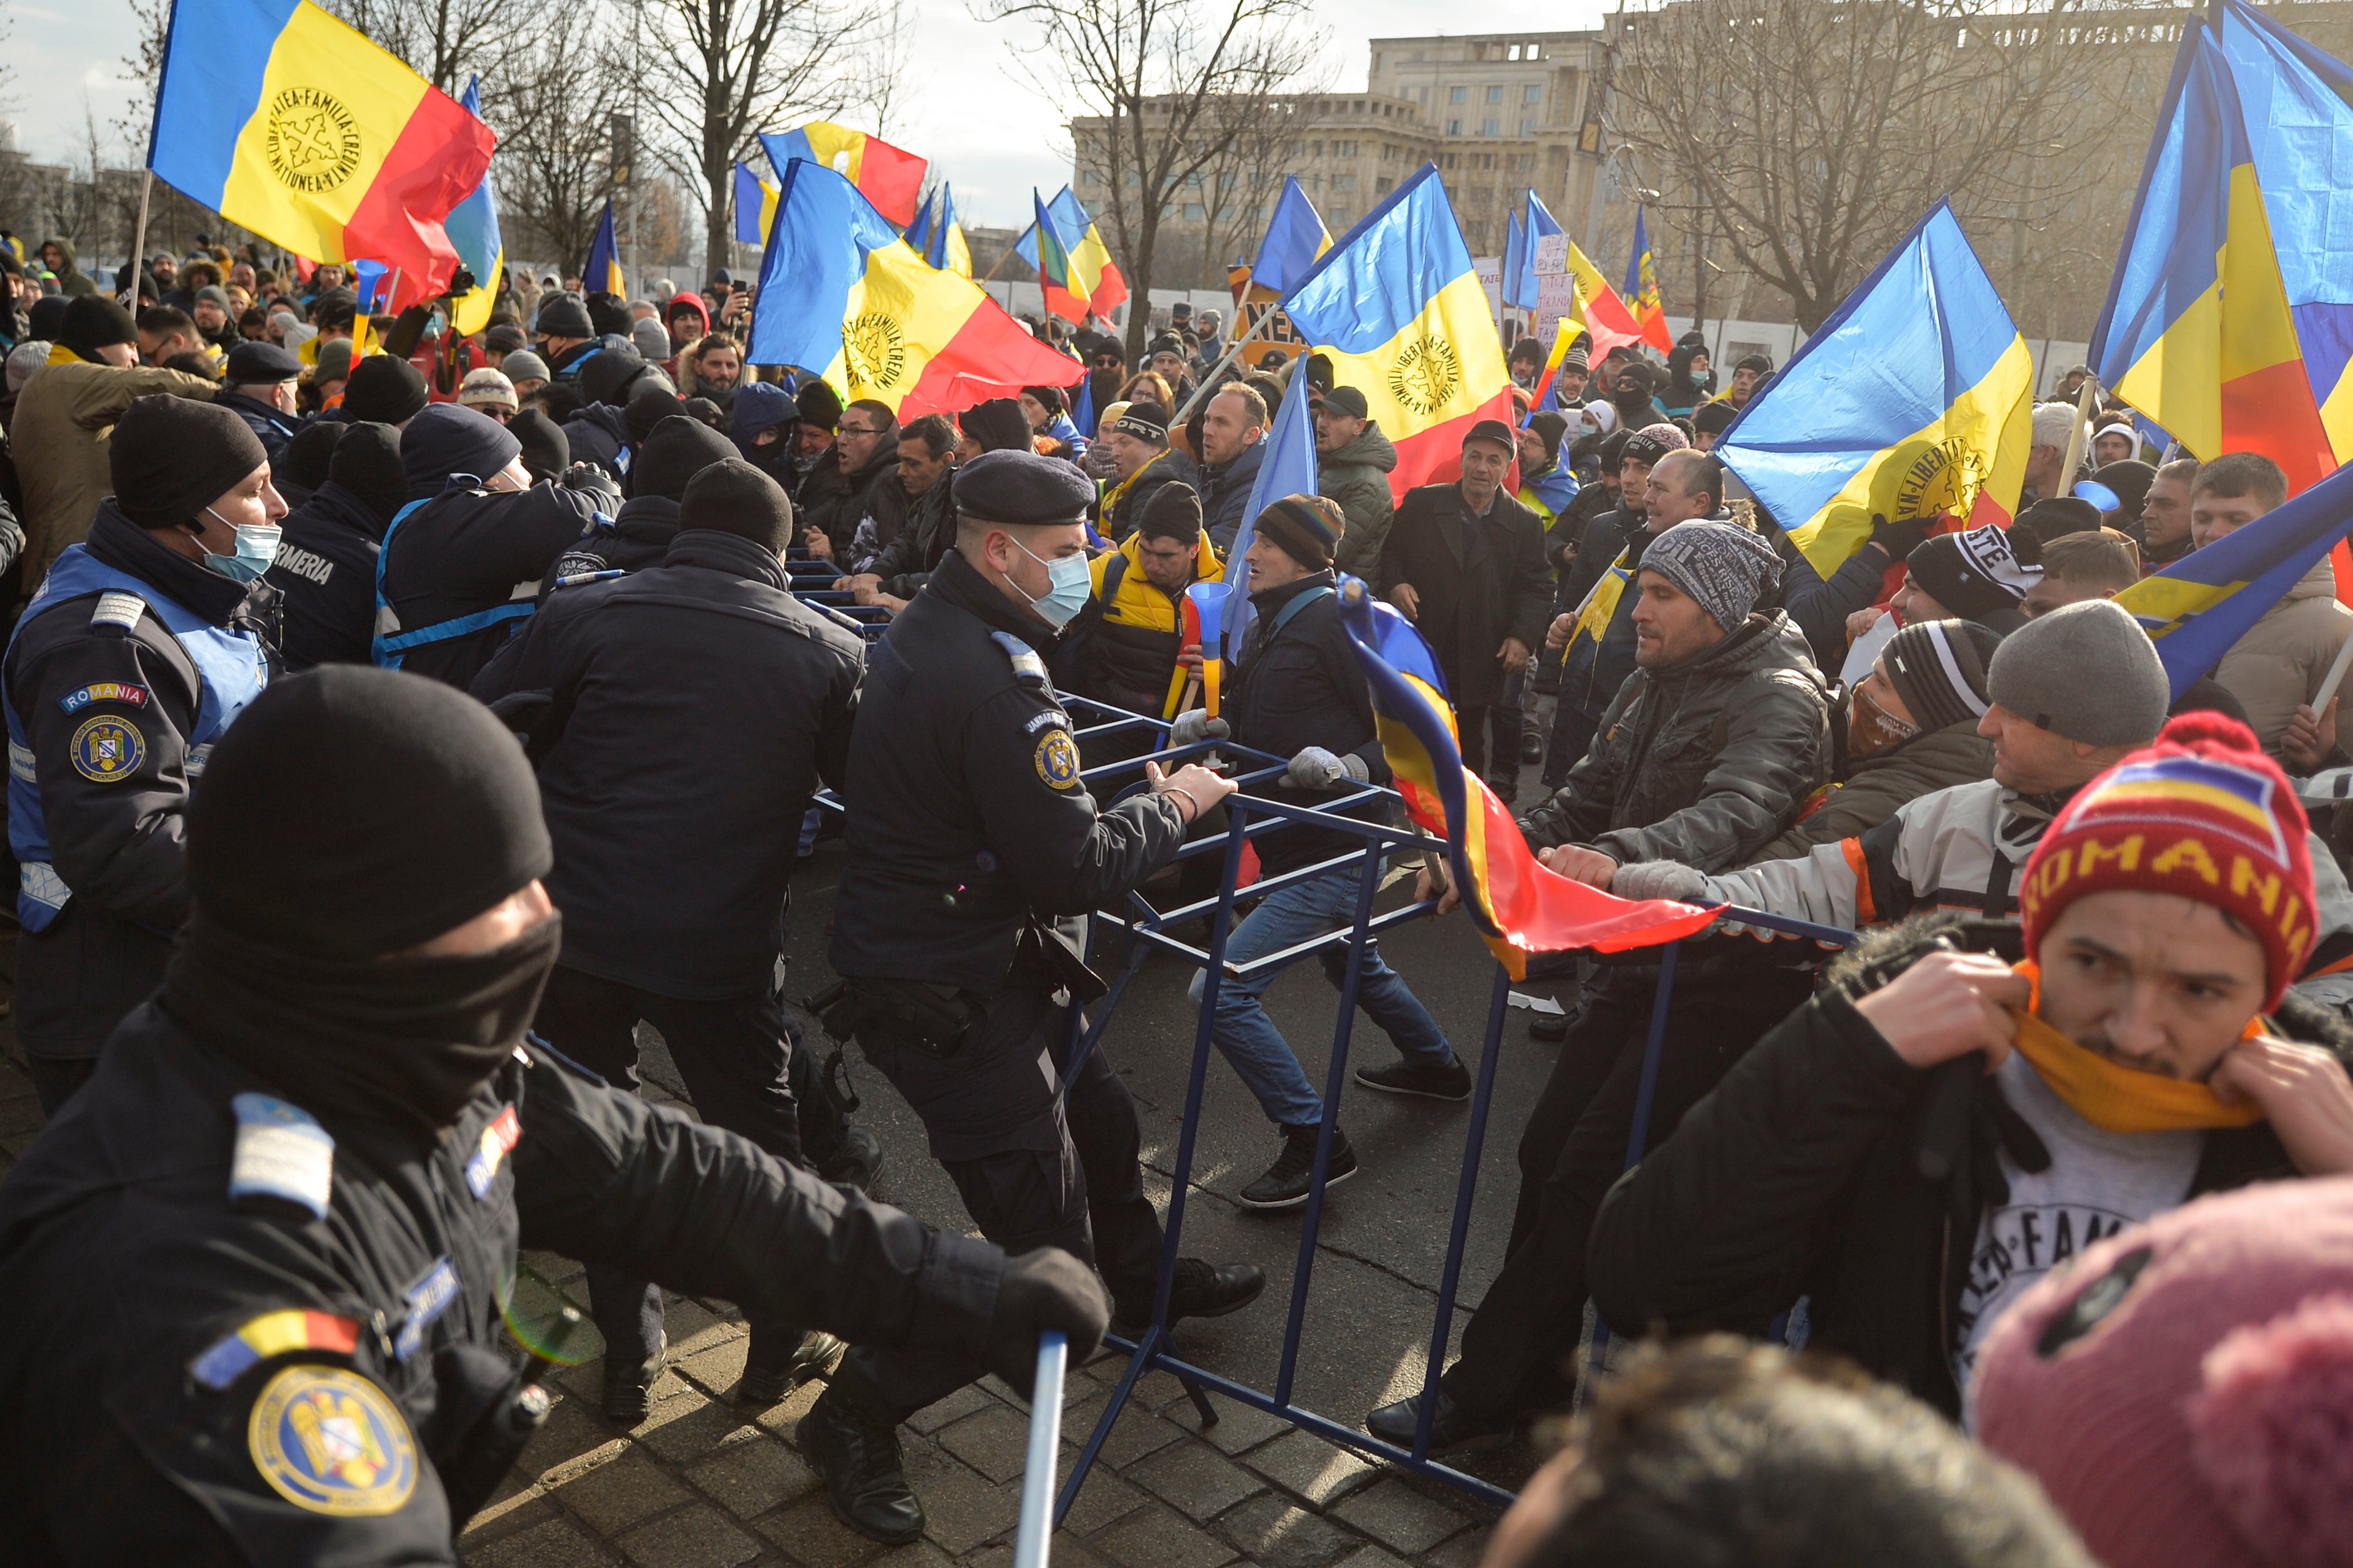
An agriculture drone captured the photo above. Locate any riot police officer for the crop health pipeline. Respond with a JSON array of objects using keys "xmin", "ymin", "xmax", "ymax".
[
  {"xmin": 0, "ymin": 665, "xmax": 1107, "ymax": 1560},
  {"xmin": 801, "ymin": 448, "xmax": 1265, "ymax": 1544},
  {"xmin": 3, "ymin": 394, "xmax": 282, "ymax": 1112}
]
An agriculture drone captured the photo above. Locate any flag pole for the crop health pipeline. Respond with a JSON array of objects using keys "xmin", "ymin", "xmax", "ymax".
[
  {"xmin": 2057, "ymin": 377, "xmax": 2099, "ymax": 497},
  {"xmin": 1171, "ymin": 307, "xmax": 1282, "ymax": 426},
  {"xmin": 127, "ymin": 0, "xmax": 184, "ymax": 307},
  {"xmin": 124, "ymin": 171, "xmax": 156, "ymax": 308}
]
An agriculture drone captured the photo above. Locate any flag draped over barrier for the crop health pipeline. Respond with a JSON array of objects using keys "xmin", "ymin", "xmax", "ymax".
[
  {"xmin": 1279, "ymin": 164, "xmax": 1513, "ymax": 502},
  {"xmin": 1337, "ymin": 581, "xmax": 1716, "ymax": 977},
  {"xmin": 148, "ymin": 0, "xmax": 494, "ymax": 297},
  {"xmin": 761, "ymin": 123, "xmax": 926, "ymax": 228},
  {"xmin": 747, "ymin": 160, "xmax": 1081, "ymax": 418},
  {"xmin": 1715, "ymin": 201, "xmax": 2033, "ymax": 581}
]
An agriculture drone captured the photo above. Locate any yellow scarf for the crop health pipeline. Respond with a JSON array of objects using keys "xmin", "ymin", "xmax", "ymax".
[
  {"xmin": 45, "ymin": 342, "xmax": 80, "ymax": 368},
  {"xmin": 2007, "ymin": 960, "xmax": 2263, "ymax": 1135}
]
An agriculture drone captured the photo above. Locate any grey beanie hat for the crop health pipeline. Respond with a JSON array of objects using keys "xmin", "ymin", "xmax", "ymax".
[
  {"xmin": 1638, "ymin": 520, "xmax": 1783, "ymax": 633},
  {"xmin": 1986, "ymin": 597, "xmax": 2168, "ymax": 747}
]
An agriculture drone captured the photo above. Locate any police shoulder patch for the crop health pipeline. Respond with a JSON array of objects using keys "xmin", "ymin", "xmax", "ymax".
[
  {"xmin": 1034, "ymin": 728, "xmax": 1082, "ymax": 791},
  {"xmin": 59, "ymin": 682, "xmax": 151, "ymax": 714},
  {"xmin": 988, "ymin": 629, "xmax": 1054, "ymax": 691},
  {"xmin": 246, "ymin": 1364, "xmax": 418, "ymax": 1516},
  {"xmin": 90, "ymin": 591, "xmax": 147, "ymax": 631},
  {"xmin": 70, "ymin": 713, "xmax": 146, "ymax": 783}
]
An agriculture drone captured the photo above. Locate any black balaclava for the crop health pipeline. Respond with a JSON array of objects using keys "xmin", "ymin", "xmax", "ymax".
[
  {"xmin": 165, "ymin": 666, "xmax": 559, "ymax": 1134},
  {"xmin": 509, "ymin": 407, "xmax": 571, "ymax": 483},
  {"xmin": 326, "ymin": 422, "xmax": 408, "ymax": 527}
]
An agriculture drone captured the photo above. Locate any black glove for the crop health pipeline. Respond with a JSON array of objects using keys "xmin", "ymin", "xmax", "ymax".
[
  {"xmin": 1868, "ymin": 511, "xmax": 1928, "ymax": 562},
  {"xmin": 985, "ymin": 1247, "xmax": 1109, "ymax": 1392},
  {"xmin": 559, "ymin": 463, "xmax": 623, "ymax": 507}
]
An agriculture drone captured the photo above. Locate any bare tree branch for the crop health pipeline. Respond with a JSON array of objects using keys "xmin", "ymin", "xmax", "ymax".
[
  {"xmin": 480, "ymin": 20, "xmax": 635, "ymax": 273},
  {"xmin": 322, "ymin": 0, "xmax": 525, "ymax": 94}
]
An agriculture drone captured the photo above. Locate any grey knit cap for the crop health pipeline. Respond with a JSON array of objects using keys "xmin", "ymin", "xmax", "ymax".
[
  {"xmin": 1986, "ymin": 597, "xmax": 2168, "ymax": 747},
  {"xmin": 1880, "ymin": 618, "xmax": 2000, "ymax": 732},
  {"xmin": 1638, "ymin": 520, "xmax": 1783, "ymax": 632}
]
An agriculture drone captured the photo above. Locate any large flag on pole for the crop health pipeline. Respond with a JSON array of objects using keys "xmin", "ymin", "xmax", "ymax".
[
  {"xmin": 1558, "ymin": 238, "xmax": 1646, "ymax": 361},
  {"xmin": 1030, "ymin": 190, "xmax": 1091, "ymax": 323},
  {"xmin": 1337, "ymin": 580, "xmax": 1716, "ymax": 979},
  {"xmin": 1624, "ymin": 208, "xmax": 1672, "ymax": 351},
  {"xmin": 582, "ymin": 199, "xmax": 623, "ymax": 296},
  {"xmin": 761, "ymin": 123, "xmax": 926, "ymax": 227},
  {"xmin": 1017, "ymin": 187, "xmax": 1125, "ymax": 320},
  {"xmin": 1279, "ymin": 163, "xmax": 1513, "ymax": 502},
  {"xmin": 928, "ymin": 184, "xmax": 972, "ymax": 276},
  {"xmin": 748, "ymin": 159, "xmax": 1081, "ymax": 418},
  {"xmin": 147, "ymin": 0, "xmax": 494, "ymax": 296},
  {"xmin": 444, "ymin": 76, "xmax": 503, "ymax": 334},
  {"xmin": 734, "ymin": 161, "xmax": 780, "ymax": 246},
  {"xmin": 1715, "ymin": 201, "xmax": 2034, "ymax": 582},
  {"xmin": 1251, "ymin": 177, "xmax": 1332, "ymax": 298}
]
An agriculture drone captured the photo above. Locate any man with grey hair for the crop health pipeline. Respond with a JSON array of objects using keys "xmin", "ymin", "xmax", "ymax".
[{"xmin": 2024, "ymin": 401, "xmax": 2086, "ymax": 503}]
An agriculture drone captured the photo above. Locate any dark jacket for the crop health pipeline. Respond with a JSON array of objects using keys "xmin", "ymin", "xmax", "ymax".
[
  {"xmin": 0, "ymin": 1001, "xmax": 1001, "ymax": 1561},
  {"xmin": 538, "ymin": 496, "xmax": 678, "ymax": 593},
  {"xmin": 1763, "ymin": 524, "xmax": 1897, "ymax": 671},
  {"xmin": 267, "ymin": 481, "xmax": 391, "ymax": 668},
  {"xmin": 1197, "ymin": 438, "xmax": 1266, "ymax": 551},
  {"xmin": 1319, "ymin": 424, "xmax": 1397, "ymax": 579},
  {"xmin": 1522, "ymin": 610, "xmax": 1831, "ymax": 870},
  {"xmin": 219, "ymin": 389, "xmax": 304, "ymax": 469},
  {"xmin": 830, "ymin": 550, "xmax": 1188, "ymax": 992},
  {"xmin": 472, "ymin": 529, "xmax": 862, "ymax": 998},
  {"xmin": 801, "ymin": 433, "xmax": 900, "ymax": 560},
  {"xmin": 1101, "ymin": 448, "xmax": 1198, "ymax": 542},
  {"xmin": 1378, "ymin": 481, "xmax": 1553, "ymax": 709},
  {"xmin": 561, "ymin": 403, "xmax": 633, "ymax": 480},
  {"xmin": 1747, "ymin": 720, "xmax": 1995, "ymax": 865},
  {"xmin": 1225, "ymin": 574, "xmax": 1392, "ymax": 878},
  {"xmin": 1588, "ymin": 913, "xmax": 2353, "ymax": 1419},
  {"xmin": 1558, "ymin": 498, "xmax": 1638, "ymax": 613},
  {"xmin": 374, "ymin": 481, "xmax": 602, "ymax": 688},
  {"xmin": 862, "ymin": 465, "xmax": 957, "ymax": 596}
]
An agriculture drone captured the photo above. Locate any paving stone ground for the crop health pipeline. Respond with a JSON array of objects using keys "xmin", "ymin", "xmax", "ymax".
[{"xmin": 0, "ymin": 773, "xmax": 1587, "ymax": 1565}]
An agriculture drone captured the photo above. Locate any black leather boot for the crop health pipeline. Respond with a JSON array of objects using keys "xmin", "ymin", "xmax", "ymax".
[{"xmin": 798, "ymin": 1374, "xmax": 925, "ymax": 1545}]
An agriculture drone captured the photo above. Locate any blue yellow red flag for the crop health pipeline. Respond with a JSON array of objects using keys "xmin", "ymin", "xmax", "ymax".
[
  {"xmin": 1335, "ymin": 579, "xmax": 1716, "ymax": 978},
  {"xmin": 1032, "ymin": 189, "xmax": 1089, "ymax": 322},
  {"xmin": 928, "ymin": 184, "xmax": 973, "ymax": 277},
  {"xmin": 1531, "ymin": 317, "xmax": 1585, "ymax": 413},
  {"xmin": 761, "ymin": 123, "xmax": 926, "ymax": 227},
  {"xmin": 1220, "ymin": 367, "xmax": 1319, "ymax": 660},
  {"xmin": 2113, "ymin": 460, "xmax": 2353, "ymax": 700},
  {"xmin": 1513, "ymin": 190, "xmax": 1563, "ymax": 322},
  {"xmin": 1279, "ymin": 163, "xmax": 1513, "ymax": 501},
  {"xmin": 1624, "ymin": 208, "xmax": 1671, "ymax": 352},
  {"xmin": 1251, "ymin": 177, "xmax": 1333, "ymax": 298},
  {"xmin": 443, "ymin": 77, "xmax": 502, "ymax": 334},
  {"xmin": 1716, "ymin": 201, "xmax": 2033, "ymax": 581},
  {"xmin": 747, "ymin": 159, "xmax": 1081, "ymax": 418},
  {"xmin": 148, "ymin": 0, "xmax": 494, "ymax": 295},
  {"xmin": 1016, "ymin": 187, "xmax": 1121, "ymax": 320},
  {"xmin": 2091, "ymin": 12, "xmax": 2333, "ymax": 497},
  {"xmin": 1561, "ymin": 238, "xmax": 1645, "ymax": 361},
  {"xmin": 582, "ymin": 199, "xmax": 623, "ymax": 296},
  {"xmin": 734, "ymin": 161, "xmax": 780, "ymax": 246}
]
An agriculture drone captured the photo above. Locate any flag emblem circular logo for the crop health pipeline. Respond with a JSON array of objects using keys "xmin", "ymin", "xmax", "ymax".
[
  {"xmin": 264, "ymin": 88, "xmax": 363, "ymax": 194},
  {"xmin": 844, "ymin": 312, "xmax": 908, "ymax": 392},
  {"xmin": 1034, "ymin": 730, "xmax": 1081, "ymax": 791},
  {"xmin": 1890, "ymin": 436, "xmax": 1989, "ymax": 524},
  {"xmin": 1387, "ymin": 334, "xmax": 1462, "ymax": 418},
  {"xmin": 70, "ymin": 715, "xmax": 144, "ymax": 783},
  {"xmin": 246, "ymin": 1365, "xmax": 418, "ymax": 1516}
]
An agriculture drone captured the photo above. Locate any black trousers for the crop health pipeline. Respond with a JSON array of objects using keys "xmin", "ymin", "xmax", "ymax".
[
  {"xmin": 837, "ymin": 985, "xmax": 1163, "ymax": 1422},
  {"xmin": 1454, "ymin": 704, "xmax": 1522, "ymax": 795},
  {"xmin": 532, "ymin": 962, "xmax": 842, "ymax": 1376},
  {"xmin": 1440, "ymin": 965, "xmax": 1816, "ymax": 1418}
]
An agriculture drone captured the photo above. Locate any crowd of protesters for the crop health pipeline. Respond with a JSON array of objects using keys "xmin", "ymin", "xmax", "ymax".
[{"xmin": 0, "ymin": 226, "xmax": 2349, "ymax": 1568}]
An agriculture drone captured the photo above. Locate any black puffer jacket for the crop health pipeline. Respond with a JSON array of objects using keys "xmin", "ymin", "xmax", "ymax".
[
  {"xmin": 800, "ymin": 432, "xmax": 900, "ymax": 560},
  {"xmin": 1588, "ymin": 912, "xmax": 2353, "ymax": 1419},
  {"xmin": 1521, "ymin": 609, "xmax": 1831, "ymax": 870},
  {"xmin": 861, "ymin": 466, "xmax": 957, "ymax": 595}
]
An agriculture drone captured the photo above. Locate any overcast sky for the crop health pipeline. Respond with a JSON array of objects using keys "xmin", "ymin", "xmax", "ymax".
[{"xmin": 7, "ymin": 0, "xmax": 1609, "ymax": 236}]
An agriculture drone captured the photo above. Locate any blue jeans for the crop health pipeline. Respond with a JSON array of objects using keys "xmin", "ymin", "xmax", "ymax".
[{"xmin": 1187, "ymin": 863, "xmax": 1455, "ymax": 1128}]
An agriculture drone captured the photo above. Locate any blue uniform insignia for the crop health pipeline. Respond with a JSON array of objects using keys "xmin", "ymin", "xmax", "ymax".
[
  {"xmin": 246, "ymin": 1365, "xmax": 418, "ymax": 1516},
  {"xmin": 391, "ymin": 1257, "xmax": 460, "ymax": 1362},
  {"xmin": 1024, "ymin": 710, "xmax": 1070, "ymax": 735},
  {"xmin": 228, "ymin": 1093, "xmax": 336, "ymax": 1220},
  {"xmin": 988, "ymin": 630, "xmax": 1054, "ymax": 691},
  {"xmin": 1034, "ymin": 729, "xmax": 1082, "ymax": 791},
  {"xmin": 90, "ymin": 591, "xmax": 147, "ymax": 631},
  {"xmin": 70, "ymin": 714, "xmax": 145, "ymax": 783},
  {"xmin": 60, "ymin": 682, "xmax": 151, "ymax": 713},
  {"xmin": 465, "ymin": 1105, "xmax": 521, "ymax": 1198}
]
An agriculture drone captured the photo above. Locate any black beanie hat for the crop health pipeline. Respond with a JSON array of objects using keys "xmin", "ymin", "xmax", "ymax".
[
  {"xmin": 1021, "ymin": 384, "xmax": 1067, "ymax": 417},
  {"xmin": 509, "ymin": 408, "xmax": 570, "ymax": 482},
  {"xmin": 1691, "ymin": 401, "xmax": 1738, "ymax": 437},
  {"xmin": 1526, "ymin": 411, "xmax": 1568, "ymax": 466},
  {"xmin": 1254, "ymin": 494, "xmax": 1340, "ymax": 570},
  {"xmin": 186, "ymin": 665, "xmax": 551, "ymax": 958},
  {"xmin": 110, "ymin": 396, "xmax": 270, "ymax": 528},
  {"xmin": 1879, "ymin": 618, "xmax": 2001, "ymax": 732},
  {"xmin": 625, "ymin": 381, "xmax": 689, "ymax": 445},
  {"xmin": 342, "ymin": 354, "xmax": 429, "ymax": 424},
  {"xmin": 1138, "ymin": 481, "xmax": 1203, "ymax": 544},
  {"xmin": 327, "ymin": 422, "xmax": 409, "ymax": 523},
  {"xmin": 961, "ymin": 396, "xmax": 1032, "ymax": 453},
  {"xmin": 1906, "ymin": 524, "xmax": 2043, "ymax": 622},
  {"xmin": 29, "ymin": 294, "xmax": 69, "ymax": 344},
  {"xmin": 2017, "ymin": 495, "xmax": 2104, "ymax": 544},
  {"xmin": 578, "ymin": 347, "xmax": 649, "ymax": 408},
  {"xmin": 401, "ymin": 403, "xmax": 523, "ymax": 500},
  {"xmin": 679, "ymin": 458, "xmax": 795, "ymax": 554},
  {"xmin": 585, "ymin": 292, "xmax": 632, "ymax": 338},
  {"xmin": 277, "ymin": 419, "xmax": 346, "ymax": 495},
  {"xmin": 794, "ymin": 379, "xmax": 843, "ymax": 431},
  {"xmin": 534, "ymin": 293, "xmax": 593, "ymax": 339},
  {"xmin": 628, "ymin": 415, "xmax": 736, "ymax": 502},
  {"xmin": 59, "ymin": 295, "xmax": 139, "ymax": 362}
]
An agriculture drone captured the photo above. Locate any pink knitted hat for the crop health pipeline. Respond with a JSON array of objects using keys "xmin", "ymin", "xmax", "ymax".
[{"xmin": 1974, "ymin": 1177, "xmax": 2353, "ymax": 1568}]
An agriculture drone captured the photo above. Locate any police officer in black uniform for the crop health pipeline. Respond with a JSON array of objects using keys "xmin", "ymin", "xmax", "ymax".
[
  {"xmin": 0, "ymin": 666, "xmax": 1108, "ymax": 1561},
  {"xmin": 475, "ymin": 457, "xmax": 880, "ymax": 1420},
  {"xmin": 373, "ymin": 403, "xmax": 606, "ymax": 688},
  {"xmin": 3, "ymin": 396, "xmax": 282, "ymax": 1114},
  {"xmin": 800, "ymin": 448, "xmax": 1266, "ymax": 1544},
  {"xmin": 265, "ymin": 421, "xmax": 407, "ymax": 668},
  {"xmin": 536, "ymin": 414, "xmax": 736, "ymax": 592}
]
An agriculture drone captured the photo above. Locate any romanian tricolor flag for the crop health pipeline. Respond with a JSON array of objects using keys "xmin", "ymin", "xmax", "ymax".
[
  {"xmin": 147, "ymin": 0, "xmax": 494, "ymax": 297},
  {"xmin": 1513, "ymin": 190, "xmax": 1564, "ymax": 323},
  {"xmin": 583, "ymin": 200, "xmax": 623, "ymax": 296},
  {"xmin": 761, "ymin": 123, "xmax": 926, "ymax": 228},
  {"xmin": 1559, "ymin": 238, "xmax": 1645, "ymax": 361},
  {"xmin": 1279, "ymin": 164, "xmax": 1513, "ymax": 501},
  {"xmin": 2114, "ymin": 457, "xmax": 2353, "ymax": 700},
  {"xmin": 1017, "ymin": 187, "xmax": 1126, "ymax": 322},
  {"xmin": 443, "ymin": 77, "xmax": 502, "ymax": 335},
  {"xmin": 1624, "ymin": 208, "xmax": 1672, "ymax": 352},
  {"xmin": 2095, "ymin": 1, "xmax": 2341, "ymax": 501},
  {"xmin": 746, "ymin": 159, "xmax": 1081, "ymax": 418},
  {"xmin": 1716, "ymin": 201, "xmax": 2033, "ymax": 582},
  {"xmin": 1032, "ymin": 189, "xmax": 1090, "ymax": 322},
  {"xmin": 1336, "ymin": 579, "xmax": 1716, "ymax": 979},
  {"xmin": 927, "ymin": 184, "xmax": 971, "ymax": 278},
  {"xmin": 734, "ymin": 161, "xmax": 779, "ymax": 246},
  {"xmin": 1251, "ymin": 177, "xmax": 1331, "ymax": 298},
  {"xmin": 1530, "ymin": 317, "xmax": 1584, "ymax": 413}
]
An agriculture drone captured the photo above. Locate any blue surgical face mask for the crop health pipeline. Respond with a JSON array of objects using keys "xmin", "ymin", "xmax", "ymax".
[
  {"xmin": 201, "ymin": 507, "xmax": 280, "ymax": 583},
  {"xmin": 1012, "ymin": 536, "xmax": 1093, "ymax": 628}
]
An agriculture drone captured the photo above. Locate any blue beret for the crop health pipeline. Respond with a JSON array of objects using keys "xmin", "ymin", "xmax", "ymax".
[
  {"xmin": 951, "ymin": 448, "xmax": 1094, "ymax": 526},
  {"xmin": 224, "ymin": 340, "xmax": 302, "ymax": 384}
]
